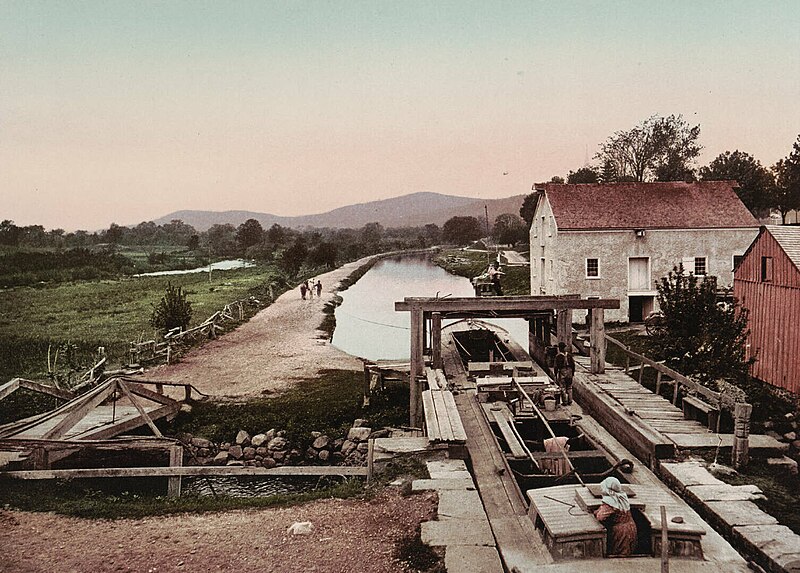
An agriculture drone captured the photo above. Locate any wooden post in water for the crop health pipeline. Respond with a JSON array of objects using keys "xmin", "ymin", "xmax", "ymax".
[
  {"xmin": 732, "ymin": 402, "xmax": 752, "ymax": 470},
  {"xmin": 409, "ymin": 305, "xmax": 424, "ymax": 428},
  {"xmin": 168, "ymin": 444, "xmax": 183, "ymax": 497},
  {"xmin": 431, "ymin": 312, "xmax": 442, "ymax": 370},
  {"xmin": 556, "ymin": 309, "xmax": 572, "ymax": 349},
  {"xmin": 589, "ymin": 308, "xmax": 605, "ymax": 374}
]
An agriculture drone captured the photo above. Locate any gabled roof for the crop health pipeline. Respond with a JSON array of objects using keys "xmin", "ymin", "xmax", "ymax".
[
  {"xmin": 765, "ymin": 225, "xmax": 800, "ymax": 270},
  {"xmin": 539, "ymin": 181, "xmax": 758, "ymax": 231}
]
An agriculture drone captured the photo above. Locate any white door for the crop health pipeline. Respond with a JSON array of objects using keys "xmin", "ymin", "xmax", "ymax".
[{"xmin": 628, "ymin": 257, "xmax": 650, "ymax": 291}]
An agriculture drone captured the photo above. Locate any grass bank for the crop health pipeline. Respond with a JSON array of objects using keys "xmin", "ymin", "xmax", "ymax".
[{"xmin": 0, "ymin": 264, "xmax": 283, "ymax": 385}]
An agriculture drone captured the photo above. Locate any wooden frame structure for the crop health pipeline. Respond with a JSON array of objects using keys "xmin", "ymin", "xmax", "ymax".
[{"xmin": 395, "ymin": 295, "xmax": 620, "ymax": 427}]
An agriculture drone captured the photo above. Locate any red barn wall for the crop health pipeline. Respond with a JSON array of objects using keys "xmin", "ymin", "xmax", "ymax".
[{"xmin": 734, "ymin": 230, "xmax": 800, "ymax": 394}]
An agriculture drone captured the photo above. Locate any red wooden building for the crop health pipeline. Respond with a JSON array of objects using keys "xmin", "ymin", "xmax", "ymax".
[{"xmin": 734, "ymin": 225, "xmax": 800, "ymax": 394}]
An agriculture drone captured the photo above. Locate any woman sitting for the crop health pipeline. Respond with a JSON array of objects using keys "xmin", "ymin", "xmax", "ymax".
[{"xmin": 594, "ymin": 477, "xmax": 637, "ymax": 557}]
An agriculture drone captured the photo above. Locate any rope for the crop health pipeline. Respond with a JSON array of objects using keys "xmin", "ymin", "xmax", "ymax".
[{"xmin": 334, "ymin": 309, "xmax": 410, "ymax": 330}]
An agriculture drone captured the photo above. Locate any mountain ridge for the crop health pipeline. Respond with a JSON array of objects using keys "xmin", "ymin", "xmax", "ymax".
[{"xmin": 150, "ymin": 192, "xmax": 527, "ymax": 231}]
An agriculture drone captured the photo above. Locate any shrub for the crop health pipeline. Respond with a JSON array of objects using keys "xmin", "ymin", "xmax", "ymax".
[{"xmin": 150, "ymin": 282, "xmax": 193, "ymax": 332}]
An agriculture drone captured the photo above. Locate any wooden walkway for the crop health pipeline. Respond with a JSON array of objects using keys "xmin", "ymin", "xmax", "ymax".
[{"xmin": 574, "ymin": 356, "xmax": 709, "ymax": 436}]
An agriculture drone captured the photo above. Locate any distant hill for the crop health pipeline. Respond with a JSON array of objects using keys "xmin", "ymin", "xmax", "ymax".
[{"xmin": 151, "ymin": 192, "xmax": 527, "ymax": 231}]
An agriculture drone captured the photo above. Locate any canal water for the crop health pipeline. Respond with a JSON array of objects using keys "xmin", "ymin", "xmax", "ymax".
[
  {"xmin": 331, "ymin": 253, "xmax": 528, "ymax": 360},
  {"xmin": 134, "ymin": 258, "xmax": 254, "ymax": 277}
]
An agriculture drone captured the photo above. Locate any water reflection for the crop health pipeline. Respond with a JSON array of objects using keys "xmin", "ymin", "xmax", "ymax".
[
  {"xmin": 332, "ymin": 254, "xmax": 528, "ymax": 360},
  {"xmin": 134, "ymin": 259, "xmax": 254, "ymax": 277}
]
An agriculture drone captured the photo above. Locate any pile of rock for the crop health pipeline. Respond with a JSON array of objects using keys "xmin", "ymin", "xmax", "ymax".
[
  {"xmin": 178, "ymin": 419, "xmax": 390, "ymax": 468},
  {"xmin": 764, "ymin": 412, "xmax": 800, "ymax": 454}
]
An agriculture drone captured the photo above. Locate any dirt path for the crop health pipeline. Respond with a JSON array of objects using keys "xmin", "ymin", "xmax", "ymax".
[
  {"xmin": 0, "ymin": 489, "xmax": 437, "ymax": 573},
  {"xmin": 152, "ymin": 256, "xmax": 379, "ymax": 398}
]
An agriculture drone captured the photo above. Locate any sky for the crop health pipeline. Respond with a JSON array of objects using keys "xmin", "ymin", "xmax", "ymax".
[{"xmin": 1, "ymin": 1, "xmax": 799, "ymax": 231}]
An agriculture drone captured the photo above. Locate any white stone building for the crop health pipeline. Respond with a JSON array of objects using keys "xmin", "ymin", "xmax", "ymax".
[{"xmin": 528, "ymin": 181, "xmax": 759, "ymax": 322}]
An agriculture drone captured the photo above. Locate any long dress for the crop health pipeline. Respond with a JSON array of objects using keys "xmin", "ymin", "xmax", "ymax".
[{"xmin": 594, "ymin": 503, "xmax": 637, "ymax": 556}]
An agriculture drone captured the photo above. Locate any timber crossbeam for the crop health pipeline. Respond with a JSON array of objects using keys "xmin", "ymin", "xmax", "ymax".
[{"xmin": 0, "ymin": 465, "xmax": 369, "ymax": 480}]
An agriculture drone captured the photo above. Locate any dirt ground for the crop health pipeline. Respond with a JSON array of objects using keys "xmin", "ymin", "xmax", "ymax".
[
  {"xmin": 0, "ymin": 489, "xmax": 438, "ymax": 573},
  {"xmin": 2, "ymin": 255, "xmax": 442, "ymax": 573},
  {"xmin": 150, "ymin": 256, "xmax": 375, "ymax": 398}
]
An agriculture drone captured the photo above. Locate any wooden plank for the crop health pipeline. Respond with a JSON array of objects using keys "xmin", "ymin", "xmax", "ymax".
[
  {"xmin": 1, "ymin": 465, "xmax": 370, "ymax": 480},
  {"xmin": 422, "ymin": 390, "xmax": 441, "ymax": 440},
  {"xmin": 76, "ymin": 402, "xmax": 180, "ymax": 441},
  {"xmin": 431, "ymin": 391, "xmax": 454, "ymax": 442},
  {"xmin": 0, "ymin": 378, "xmax": 20, "ymax": 402},
  {"xmin": 409, "ymin": 306, "xmax": 424, "ymax": 428},
  {"xmin": 41, "ymin": 381, "xmax": 118, "ymax": 440},
  {"xmin": 17, "ymin": 379, "xmax": 75, "ymax": 401},
  {"xmin": 396, "ymin": 296, "xmax": 620, "ymax": 312},
  {"xmin": 425, "ymin": 368, "xmax": 440, "ymax": 391},
  {"xmin": 486, "ymin": 403, "xmax": 527, "ymax": 459},
  {"xmin": 124, "ymin": 381, "xmax": 180, "ymax": 406},
  {"xmin": 442, "ymin": 390, "xmax": 467, "ymax": 442}
]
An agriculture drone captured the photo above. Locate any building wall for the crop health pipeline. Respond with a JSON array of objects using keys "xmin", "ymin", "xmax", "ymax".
[
  {"xmin": 529, "ymin": 195, "xmax": 558, "ymax": 295},
  {"xmin": 544, "ymin": 227, "xmax": 758, "ymax": 322},
  {"xmin": 734, "ymin": 230, "xmax": 800, "ymax": 393}
]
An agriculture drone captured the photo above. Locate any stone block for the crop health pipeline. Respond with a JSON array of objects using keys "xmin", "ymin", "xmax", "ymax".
[
  {"xmin": 421, "ymin": 519, "xmax": 494, "ymax": 547},
  {"xmin": 412, "ymin": 478, "xmax": 475, "ymax": 492},
  {"xmin": 705, "ymin": 501, "xmax": 778, "ymax": 527},
  {"xmin": 444, "ymin": 546, "xmax": 503, "ymax": 573},
  {"xmin": 426, "ymin": 459, "xmax": 471, "ymax": 480},
  {"xmin": 437, "ymin": 489, "xmax": 485, "ymax": 520},
  {"xmin": 347, "ymin": 427, "xmax": 372, "ymax": 442},
  {"xmin": 250, "ymin": 433, "xmax": 268, "ymax": 447},
  {"xmin": 687, "ymin": 484, "xmax": 764, "ymax": 502},
  {"xmin": 235, "ymin": 430, "xmax": 250, "ymax": 446}
]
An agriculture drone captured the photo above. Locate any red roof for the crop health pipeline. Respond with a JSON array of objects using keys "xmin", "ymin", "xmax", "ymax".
[{"xmin": 542, "ymin": 181, "xmax": 758, "ymax": 231}]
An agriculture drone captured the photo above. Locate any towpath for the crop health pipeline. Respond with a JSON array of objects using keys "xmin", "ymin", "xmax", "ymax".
[{"xmin": 152, "ymin": 255, "xmax": 378, "ymax": 398}]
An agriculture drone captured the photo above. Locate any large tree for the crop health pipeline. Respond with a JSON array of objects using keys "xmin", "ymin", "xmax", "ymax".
[
  {"xmin": 700, "ymin": 150, "xmax": 774, "ymax": 217},
  {"xmin": 492, "ymin": 213, "xmax": 527, "ymax": 246},
  {"xmin": 567, "ymin": 167, "xmax": 600, "ymax": 184},
  {"xmin": 442, "ymin": 216, "xmax": 483, "ymax": 245},
  {"xmin": 648, "ymin": 265, "xmax": 752, "ymax": 391},
  {"xmin": 595, "ymin": 114, "xmax": 702, "ymax": 182},
  {"xmin": 519, "ymin": 193, "xmax": 539, "ymax": 226},
  {"xmin": 236, "ymin": 218, "xmax": 265, "ymax": 251},
  {"xmin": 770, "ymin": 135, "xmax": 800, "ymax": 224},
  {"xmin": 206, "ymin": 223, "xmax": 238, "ymax": 256}
]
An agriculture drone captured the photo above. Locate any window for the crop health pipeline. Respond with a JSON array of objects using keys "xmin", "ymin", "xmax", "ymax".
[
  {"xmin": 761, "ymin": 256, "xmax": 773, "ymax": 282},
  {"xmin": 548, "ymin": 216, "xmax": 554, "ymax": 237},
  {"xmin": 733, "ymin": 255, "xmax": 744, "ymax": 272},
  {"xmin": 694, "ymin": 257, "xmax": 707, "ymax": 276},
  {"xmin": 586, "ymin": 258, "xmax": 599, "ymax": 278}
]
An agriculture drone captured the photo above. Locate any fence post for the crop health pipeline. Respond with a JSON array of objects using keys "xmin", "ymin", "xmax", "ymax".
[
  {"xmin": 168, "ymin": 444, "xmax": 183, "ymax": 497},
  {"xmin": 732, "ymin": 402, "xmax": 752, "ymax": 470}
]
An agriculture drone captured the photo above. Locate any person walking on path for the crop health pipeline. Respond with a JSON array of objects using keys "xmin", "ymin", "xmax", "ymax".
[
  {"xmin": 554, "ymin": 341, "xmax": 575, "ymax": 405},
  {"xmin": 594, "ymin": 477, "xmax": 637, "ymax": 557},
  {"xmin": 305, "ymin": 280, "xmax": 313, "ymax": 299},
  {"xmin": 299, "ymin": 282, "xmax": 308, "ymax": 300},
  {"xmin": 315, "ymin": 280, "xmax": 322, "ymax": 298}
]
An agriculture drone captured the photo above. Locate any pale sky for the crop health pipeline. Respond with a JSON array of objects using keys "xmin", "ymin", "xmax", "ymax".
[{"xmin": 1, "ymin": 1, "xmax": 798, "ymax": 231}]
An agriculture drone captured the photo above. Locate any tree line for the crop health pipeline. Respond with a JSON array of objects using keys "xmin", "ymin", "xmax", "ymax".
[{"xmin": 522, "ymin": 115, "xmax": 800, "ymax": 224}]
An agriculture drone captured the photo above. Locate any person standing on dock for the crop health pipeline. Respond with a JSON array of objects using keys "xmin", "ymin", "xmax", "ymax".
[
  {"xmin": 555, "ymin": 342, "xmax": 575, "ymax": 405},
  {"xmin": 594, "ymin": 477, "xmax": 637, "ymax": 557}
]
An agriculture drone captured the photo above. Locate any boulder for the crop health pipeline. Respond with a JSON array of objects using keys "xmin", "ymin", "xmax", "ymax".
[
  {"xmin": 318, "ymin": 450, "xmax": 330, "ymax": 462},
  {"xmin": 197, "ymin": 448, "xmax": 210, "ymax": 458},
  {"xmin": 311, "ymin": 431, "xmax": 322, "ymax": 439},
  {"xmin": 347, "ymin": 427, "xmax": 372, "ymax": 442},
  {"xmin": 180, "ymin": 403, "xmax": 193, "ymax": 414},
  {"xmin": 783, "ymin": 431, "xmax": 797, "ymax": 442},
  {"xmin": 251, "ymin": 433, "xmax": 268, "ymax": 448},
  {"xmin": 235, "ymin": 430, "xmax": 251, "ymax": 446},
  {"xmin": 792, "ymin": 439, "xmax": 800, "ymax": 451},
  {"xmin": 226, "ymin": 460, "xmax": 245, "ymax": 466},
  {"xmin": 256, "ymin": 446, "xmax": 268, "ymax": 456},
  {"xmin": 312, "ymin": 436, "xmax": 330, "ymax": 450},
  {"xmin": 764, "ymin": 420, "xmax": 774, "ymax": 430},
  {"xmin": 333, "ymin": 438, "xmax": 345, "ymax": 450},
  {"xmin": 341, "ymin": 440, "xmax": 356, "ymax": 455},
  {"xmin": 277, "ymin": 430, "xmax": 287, "ymax": 438},
  {"xmin": 272, "ymin": 450, "xmax": 285, "ymax": 462},
  {"xmin": 220, "ymin": 442, "xmax": 231, "ymax": 451},
  {"xmin": 353, "ymin": 418, "xmax": 369, "ymax": 428},
  {"xmin": 268, "ymin": 437, "xmax": 289, "ymax": 451},
  {"xmin": 288, "ymin": 449, "xmax": 302, "ymax": 464},
  {"xmin": 369, "ymin": 429, "xmax": 391, "ymax": 440},
  {"xmin": 263, "ymin": 457, "xmax": 277, "ymax": 469},
  {"xmin": 305, "ymin": 447, "xmax": 317, "ymax": 460},
  {"xmin": 228, "ymin": 445, "xmax": 243, "ymax": 459},
  {"xmin": 786, "ymin": 412, "xmax": 796, "ymax": 422},
  {"xmin": 264, "ymin": 429, "xmax": 276, "ymax": 442},
  {"xmin": 357, "ymin": 442, "xmax": 369, "ymax": 453},
  {"xmin": 191, "ymin": 437, "xmax": 213, "ymax": 449},
  {"xmin": 212, "ymin": 451, "xmax": 229, "ymax": 465},
  {"xmin": 243, "ymin": 447, "xmax": 256, "ymax": 460}
]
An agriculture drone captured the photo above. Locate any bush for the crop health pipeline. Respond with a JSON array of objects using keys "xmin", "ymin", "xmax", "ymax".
[{"xmin": 150, "ymin": 282, "xmax": 193, "ymax": 332}]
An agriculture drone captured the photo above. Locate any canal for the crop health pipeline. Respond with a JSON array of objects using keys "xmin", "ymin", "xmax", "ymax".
[{"xmin": 331, "ymin": 253, "xmax": 528, "ymax": 360}]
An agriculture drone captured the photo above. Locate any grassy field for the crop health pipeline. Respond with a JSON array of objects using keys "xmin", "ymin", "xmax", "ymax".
[{"xmin": 0, "ymin": 264, "xmax": 283, "ymax": 384}]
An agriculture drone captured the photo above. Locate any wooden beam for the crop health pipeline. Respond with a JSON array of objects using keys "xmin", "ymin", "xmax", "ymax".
[
  {"xmin": 395, "ymin": 296, "xmax": 620, "ymax": 313},
  {"xmin": 1, "ymin": 465, "xmax": 370, "ymax": 480},
  {"xmin": 409, "ymin": 306, "xmax": 424, "ymax": 428},
  {"xmin": 590, "ymin": 308, "xmax": 605, "ymax": 374},
  {"xmin": 556, "ymin": 309, "xmax": 572, "ymax": 349},
  {"xmin": 77, "ymin": 402, "xmax": 181, "ymax": 441},
  {"xmin": 430, "ymin": 312, "xmax": 442, "ymax": 369},
  {"xmin": 117, "ymin": 380, "xmax": 163, "ymax": 438},
  {"xmin": 0, "ymin": 378, "xmax": 20, "ymax": 402},
  {"xmin": 18, "ymin": 380, "xmax": 75, "ymax": 401},
  {"xmin": 168, "ymin": 445, "xmax": 183, "ymax": 497},
  {"xmin": 42, "ymin": 381, "xmax": 118, "ymax": 440}
]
